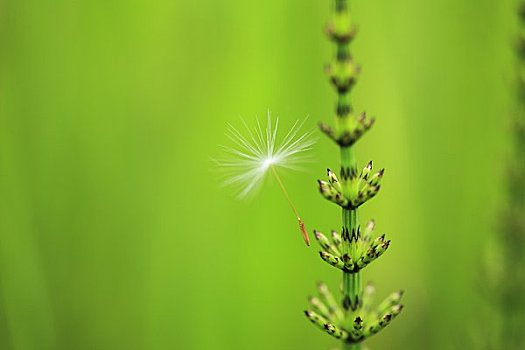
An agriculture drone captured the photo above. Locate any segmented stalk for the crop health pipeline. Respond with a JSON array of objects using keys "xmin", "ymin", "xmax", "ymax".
[
  {"xmin": 337, "ymin": 1, "xmax": 361, "ymax": 347},
  {"xmin": 341, "ymin": 148, "xmax": 361, "ymax": 350},
  {"xmin": 486, "ymin": 2, "xmax": 525, "ymax": 348},
  {"xmin": 305, "ymin": 1, "xmax": 403, "ymax": 347}
]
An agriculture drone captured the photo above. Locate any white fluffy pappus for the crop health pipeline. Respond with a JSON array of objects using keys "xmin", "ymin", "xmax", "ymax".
[
  {"xmin": 215, "ymin": 112, "xmax": 316, "ymax": 199},
  {"xmin": 214, "ymin": 111, "xmax": 316, "ymax": 246}
]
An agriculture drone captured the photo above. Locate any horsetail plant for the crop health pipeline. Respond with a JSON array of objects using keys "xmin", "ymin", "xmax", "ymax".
[
  {"xmin": 480, "ymin": 2, "xmax": 525, "ymax": 348},
  {"xmin": 304, "ymin": 1, "xmax": 404, "ymax": 349}
]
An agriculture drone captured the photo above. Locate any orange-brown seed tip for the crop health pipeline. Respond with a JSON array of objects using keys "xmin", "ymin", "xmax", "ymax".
[{"xmin": 299, "ymin": 219, "xmax": 311, "ymax": 246}]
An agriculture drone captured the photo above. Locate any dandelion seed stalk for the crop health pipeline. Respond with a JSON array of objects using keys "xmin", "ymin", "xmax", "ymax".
[
  {"xmin": 305, "ymin": 1, "xmax": 403, "ymax": 348},
  {"xmin": 217, "ymin": 113, "xmax": 315, "ymax": 245},
  {"xmin": 270, "ymin": 165, "xmax": 311, "ymax": 246}
]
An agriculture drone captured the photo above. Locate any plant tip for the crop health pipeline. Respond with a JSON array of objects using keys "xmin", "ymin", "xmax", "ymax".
[{"xmin": 299, "ymin": 218, "xmax": 311, "ymax": 246}]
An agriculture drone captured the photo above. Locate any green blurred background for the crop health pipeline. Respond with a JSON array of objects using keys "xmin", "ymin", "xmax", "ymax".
[{"xmin": 0, "ymin": 0, "xmax": 517, "ymax": 349}]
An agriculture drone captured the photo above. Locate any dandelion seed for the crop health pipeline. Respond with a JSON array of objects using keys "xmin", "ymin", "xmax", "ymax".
[{"xmin": 215, "ymin": 111, "xmax": 316, "ymax": 245}]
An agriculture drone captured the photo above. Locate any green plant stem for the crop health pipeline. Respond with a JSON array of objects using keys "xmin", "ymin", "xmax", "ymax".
[
  {"xmin": 335, "ymin": 0, "xmax": 362, "ymax": 346},
  {"xmin": 341, "ymin": 147, "xmax": 361, "ymax": 350},
  {"xmin": 309, "ymin": 0, "xmax": 402, "ymax": 346},
  {"xmin": 488, "ymin": 3, "xmax": 525, "ymax": 348}
]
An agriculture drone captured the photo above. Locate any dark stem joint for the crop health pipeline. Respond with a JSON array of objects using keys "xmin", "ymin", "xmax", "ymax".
[
  {"xmin": 336, "ymin": 104, "xmax": 351, "ymax": 117},
  {"xmin": 335, "ymin": 0, "xmax": 347, "ymax": 12},
  {"xmin": 340, "ymin": 165, "xmax": 357, "ymax": 180}
]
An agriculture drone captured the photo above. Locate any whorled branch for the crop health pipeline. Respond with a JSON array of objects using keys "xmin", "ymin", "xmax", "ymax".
[
  {"xmin": 314, "ymin": 222, "xmax": 391, "ymax": 273},
  {"xmin": 318, "ymin": 164, "xmax": 384, "ymax": 209},
  {"xmin": 304, "ymin": 282, "xmax": 404, "ymax": 344}
]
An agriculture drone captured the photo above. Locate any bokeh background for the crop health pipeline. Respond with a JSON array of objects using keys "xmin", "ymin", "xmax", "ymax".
[{"xmin": 0, "ymin": 0, "xmax": 518, "ymax": 349}]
